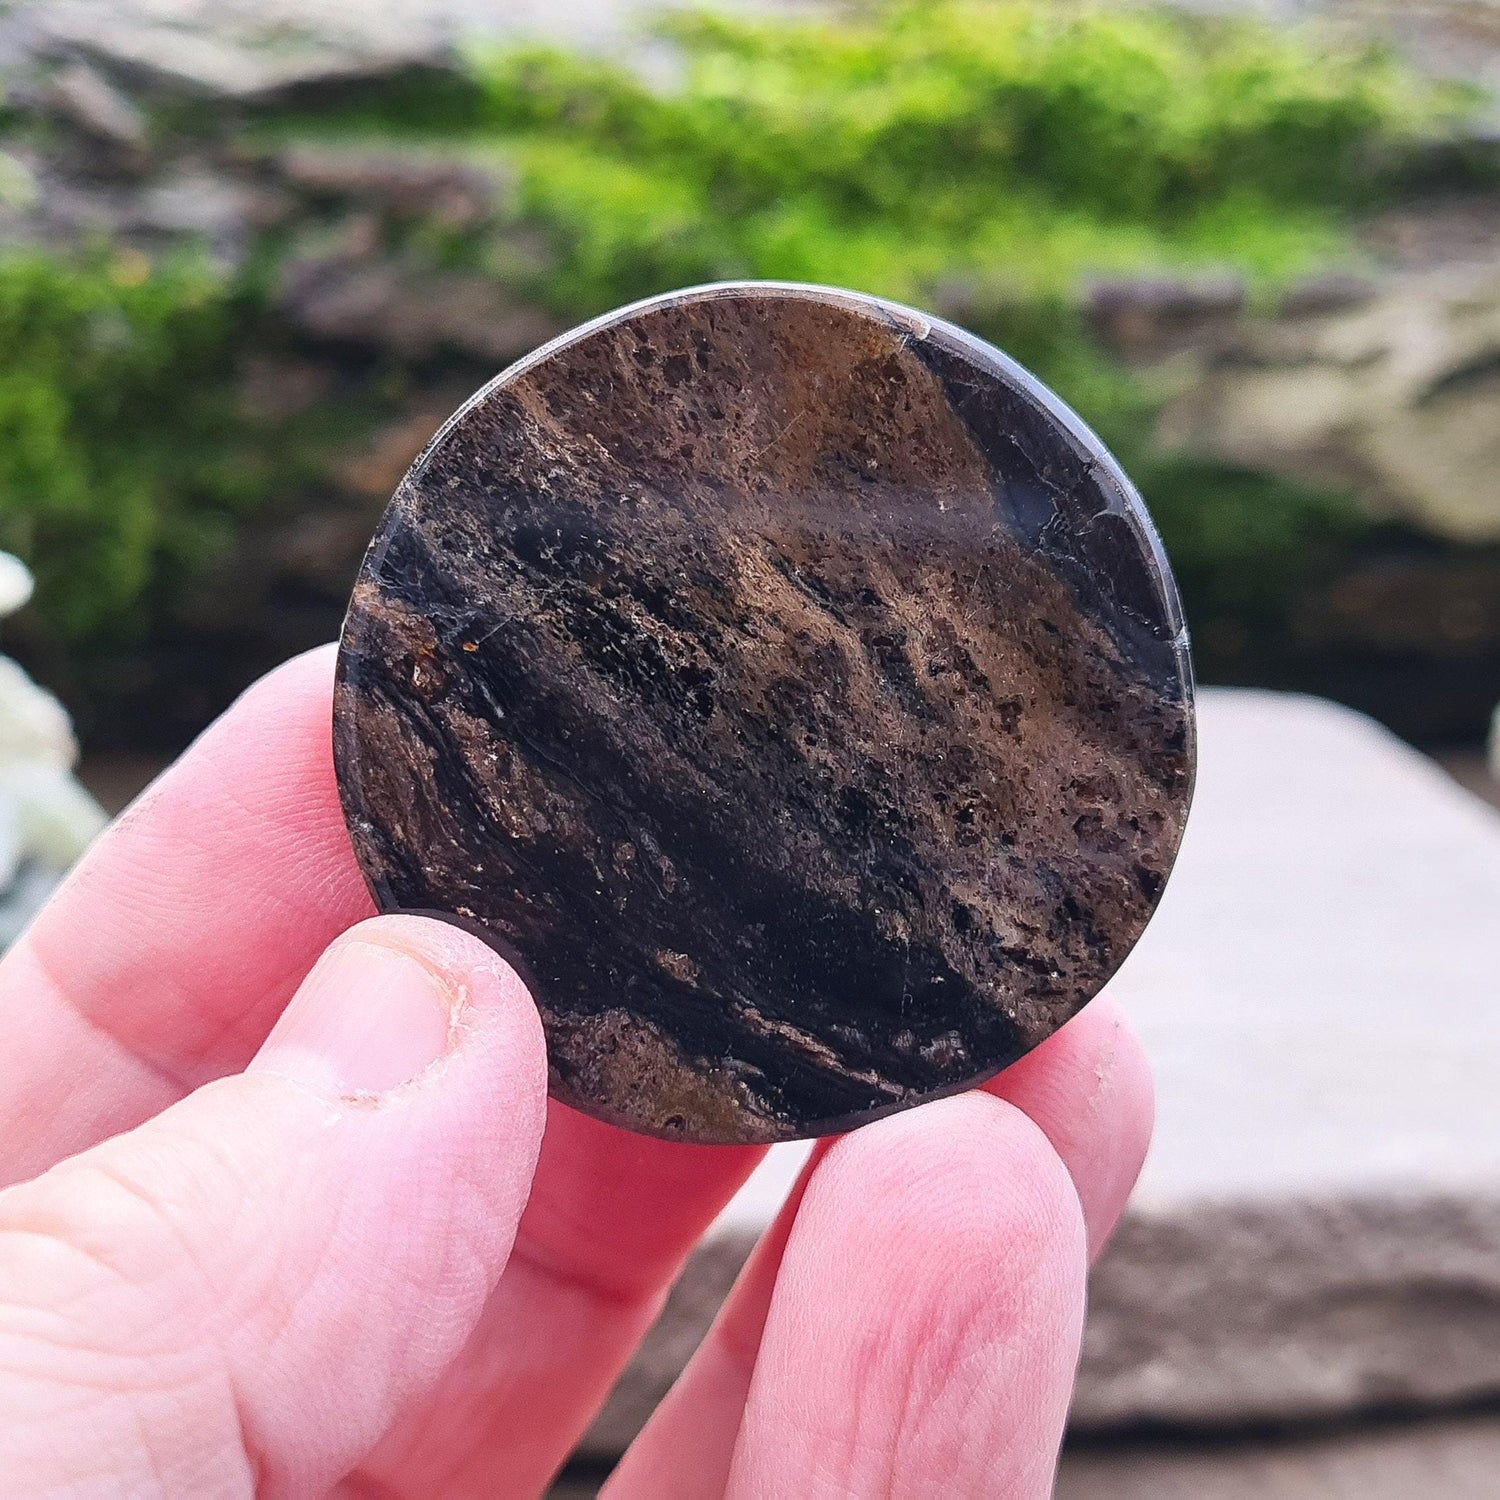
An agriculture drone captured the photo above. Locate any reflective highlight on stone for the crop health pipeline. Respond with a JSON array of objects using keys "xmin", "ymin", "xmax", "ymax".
[{"xmin": 333, "ymin": 282, "xmax": 1195, "ymax": 1144}]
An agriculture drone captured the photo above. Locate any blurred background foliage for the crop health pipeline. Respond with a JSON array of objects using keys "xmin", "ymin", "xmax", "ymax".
[
  {"xmin": 0, "ymin": 0, "xmax": 1494, "ymax": 745},
  {"xmin": 0, "ymin": 247, "xmax": 276, "ymax": 637},
  {"xmin": 463, "ymin": 4, "xmax": 1459, "ymax": 301}
]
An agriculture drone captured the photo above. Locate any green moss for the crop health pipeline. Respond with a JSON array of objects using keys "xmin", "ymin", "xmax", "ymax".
[
  {"xmin": 2, "ymin": 0, "xmax": 1484, "ymax": 664},
  {"xmin": 424, "ymin": 0, "xmax": 1459, "ymax": 656},
  {"xmin": 269, "ymin": 0, "xmax": 1469, "ymax": 451},
  {"xmin": 0, "ymin": 247, "xmax": 303, "ymax": 643},
  {"xmin": 454, "ymin": 0, "xmax": 1466, "ymax": 316}
]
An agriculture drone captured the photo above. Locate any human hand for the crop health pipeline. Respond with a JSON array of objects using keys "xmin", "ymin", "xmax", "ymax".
[{"xmin": 0, "ymin": 647, "xmax": 1153, "ymax": 1497}]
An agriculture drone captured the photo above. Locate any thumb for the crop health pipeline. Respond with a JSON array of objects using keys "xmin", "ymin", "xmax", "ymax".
[{"xmin": 0, "ymin": 915, "xmax": 547, "ymax": 1497}]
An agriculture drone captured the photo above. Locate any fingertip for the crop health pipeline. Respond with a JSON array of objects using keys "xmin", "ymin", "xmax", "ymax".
[
  {"xmin": 1000, "ymin": 994, "xmax": 1155, "ymax": 1127},
  {"xmin": 984, "ymin": 994, "xmax": 1155, "ymax": 1258},
  {"xmin": 807, "ymin": 1091, "xmax": 1085, "ymax": 1277},
  {"xmin": 183, "ymin": 644, "xmax": 339, "ymax": 785},
  {"xmin": 727, "ymin": 1091, "xmax": 1086, "ymax": 1496},
  {"xmin": 620, "ymin": 1096, "xmax": 1091, "ymax": 1500},
  {"xmin": 782, "ymin": 1092, "xmax": 1088, "ymax": 1357}
]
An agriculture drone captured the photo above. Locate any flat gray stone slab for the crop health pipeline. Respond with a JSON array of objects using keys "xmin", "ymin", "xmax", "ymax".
[
  {"xmin": 585, "ymin": 688, "xmax": 1500, "ymax": 1453},
  {"xmin": 1079, "ymin": 689, "xmax": 1500, "ymax": 1428},
  {"xmin": 1057, "ymin": 1412, "xmax": 1500, "ymax": 1500},
  {"xmin": 1122, "ymin": 687, "xmax": 1500, "ymax": 1202},
  {"xmin": 555, "ymin": 1411, "xmax": 1500, "ymax": 1497}
]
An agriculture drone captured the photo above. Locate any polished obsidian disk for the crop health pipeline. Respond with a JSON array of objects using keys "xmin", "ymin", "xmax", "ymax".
[{"xmin": 333, "ymin": 282, "xmax": 1195, "ymax": 1144}]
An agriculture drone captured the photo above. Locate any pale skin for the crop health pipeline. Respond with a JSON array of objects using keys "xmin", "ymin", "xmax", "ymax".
[{"xmin": 0, "ymin": 645, "xmax": 1154, "ymax": 1497}]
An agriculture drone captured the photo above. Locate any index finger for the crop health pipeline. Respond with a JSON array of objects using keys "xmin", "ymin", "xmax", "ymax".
[{"xmin": 0, "ymin": 645, "xmax": 373, "ymax": 1180}]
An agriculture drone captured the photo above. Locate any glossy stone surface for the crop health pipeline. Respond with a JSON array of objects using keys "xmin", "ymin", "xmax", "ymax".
[{"xmin": 333, "ymin": 282, "xmax": 1195, "ymax": 1144}]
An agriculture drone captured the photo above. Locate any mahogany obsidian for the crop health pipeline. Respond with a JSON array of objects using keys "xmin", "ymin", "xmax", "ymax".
[{"xmin": 333, "ymin": 282, "xmax": 1195, "ymax": 1144}]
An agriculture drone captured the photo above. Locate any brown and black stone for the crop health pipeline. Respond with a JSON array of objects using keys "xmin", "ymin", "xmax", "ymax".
[{"xmin": 333, "ymin": 282, "xmax": 1195, "ymax": 1145}]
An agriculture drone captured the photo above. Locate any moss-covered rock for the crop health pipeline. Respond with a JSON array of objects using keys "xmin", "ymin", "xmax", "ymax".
[{"xmin": 0, "ymin": 0, "xmax": 1495, "ymax": 744}]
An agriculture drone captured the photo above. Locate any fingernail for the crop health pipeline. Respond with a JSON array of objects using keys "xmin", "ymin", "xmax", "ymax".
[{"xmin": 251, "ymin": 939, "xmax": 456, "ymax": 1096}]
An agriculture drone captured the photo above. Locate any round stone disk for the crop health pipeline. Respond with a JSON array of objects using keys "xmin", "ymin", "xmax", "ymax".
[{"xmin": 333, "ymin": 282, "xmax": 1195, "ymax": 1144}]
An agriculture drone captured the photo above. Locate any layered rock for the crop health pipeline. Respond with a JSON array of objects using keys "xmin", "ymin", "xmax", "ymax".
[{"xmin": 1109, "ymin": 213, "xmax": 1500, "ymax": 545}]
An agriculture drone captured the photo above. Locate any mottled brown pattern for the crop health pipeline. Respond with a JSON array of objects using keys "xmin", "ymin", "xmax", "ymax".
[
  {"xmin": 334, "ymin": 283, "xmax": 1195, "ymax": 1143},
  {"xmin": 549, "ymin": 1009, "xmax": 797, "ymax": 1144}
]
